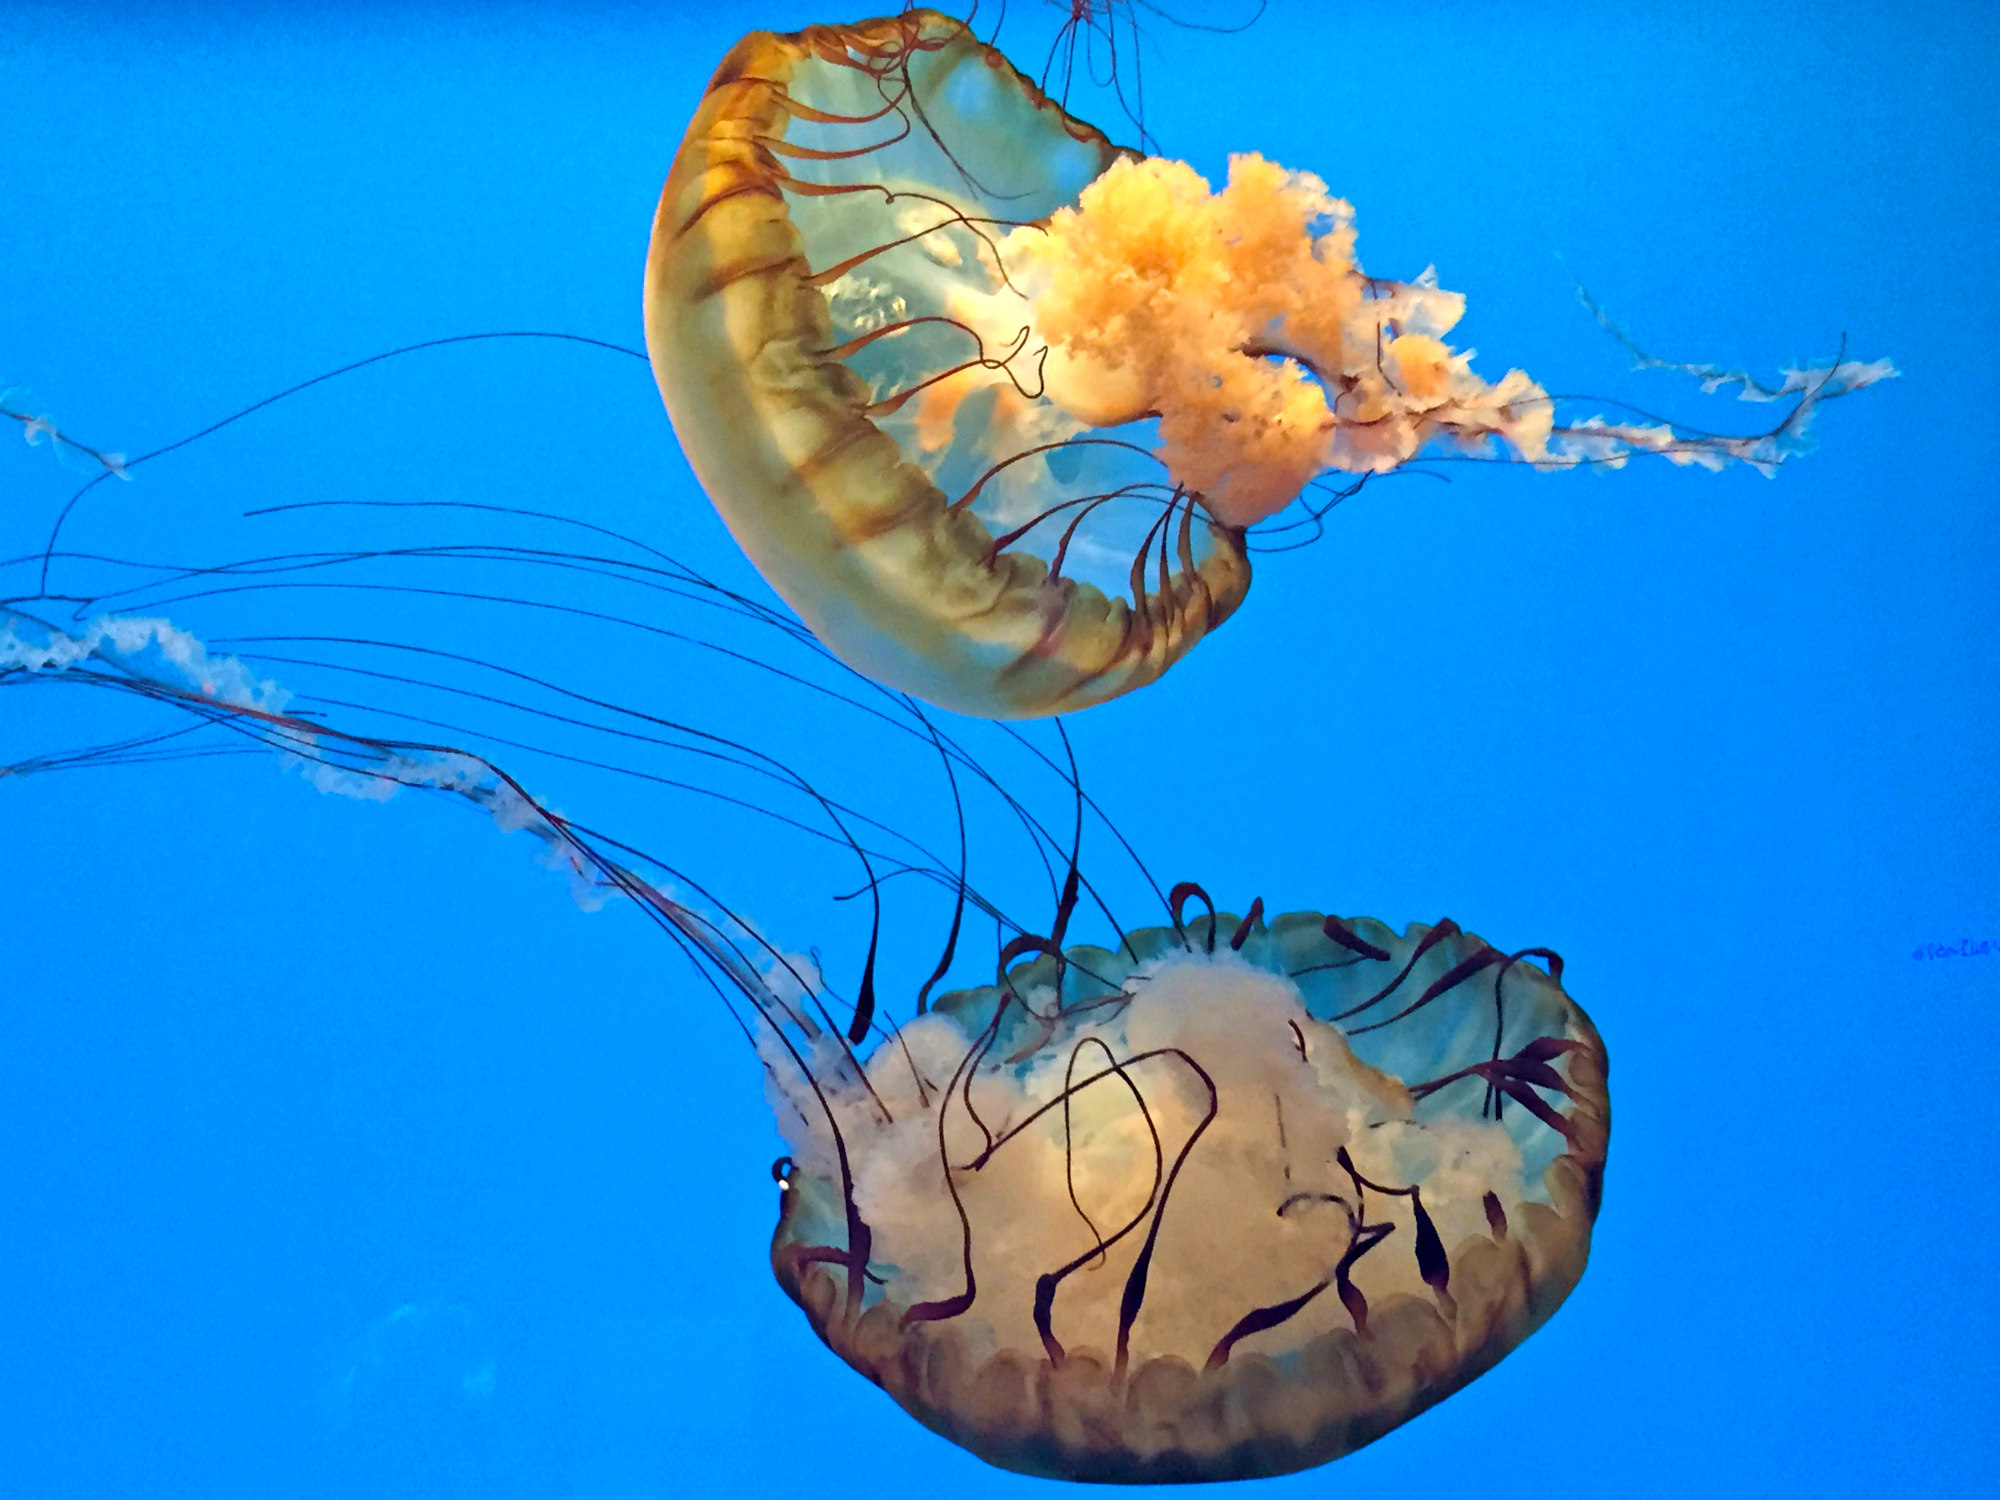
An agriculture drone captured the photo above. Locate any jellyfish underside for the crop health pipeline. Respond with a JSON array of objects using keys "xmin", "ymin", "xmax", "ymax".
[{"xmin": 766, "ymin": 907, "xmax": 1608, "ymax": 1483}]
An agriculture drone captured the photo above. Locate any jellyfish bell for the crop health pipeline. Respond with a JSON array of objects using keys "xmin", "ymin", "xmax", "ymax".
[
  {"xmin": 763, "ymin": 901, "xmax": 1609, "ymax": 1482},
  {"xmin": 645, "ymin": 10, "xmax": 1238, "ymax": 722}
]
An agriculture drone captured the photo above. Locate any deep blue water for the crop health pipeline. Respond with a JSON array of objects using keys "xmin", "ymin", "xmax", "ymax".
[{"xmin": 4, "ymin": 3, "xmax": 1995, "ymax": 1496}]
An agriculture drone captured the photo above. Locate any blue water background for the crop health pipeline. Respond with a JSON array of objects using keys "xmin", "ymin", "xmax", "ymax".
[{"xmin": 5, "ymin": 2, "xmax": 1996, "ymax": 1495}]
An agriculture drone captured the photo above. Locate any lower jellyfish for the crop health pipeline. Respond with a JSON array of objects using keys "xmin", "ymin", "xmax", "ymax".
[
  {"xmin": 765, "ymin": 899, "xmax": 1606, "ymax": 1482},
  {"xmin": 646, "ymin": 10, "xmax": 1894, "ymax": 719},
  {"xmin": 3, "ymin": 590, "xmax": 1607, "ymax": 1485}
]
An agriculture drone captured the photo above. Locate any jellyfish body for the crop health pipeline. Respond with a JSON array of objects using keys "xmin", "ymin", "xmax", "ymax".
[
  {"xmin": 645, "ymin": 11, "xmax": 1250, "ymax": 720},
  {"xmin": 765, "ymin": 905, "xmax": 1609, "ymax": 1482},
  {"xmin": 6, "ymin": 600, "xmax": 1609, "ymax": 1482},
  {"xmin": 647, "ymin": 11, "xmax": 1892, "ymax": 720}
]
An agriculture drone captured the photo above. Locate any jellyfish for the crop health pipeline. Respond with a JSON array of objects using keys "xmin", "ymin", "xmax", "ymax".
[
  {"xmin": 763, "ymin": 897, "xmax": 1607, "ymax": 1482},
  {"xmin": 645, "ymin": 11, "xmax": 1895, "ymax": 719},
  {"xmin": 3, "ymin": 568, "xmax": 1608, "ymax": 1488},
  {"xmin": 4, "ymin": 529, "xmax": 1607, "ymax": 1483}
]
